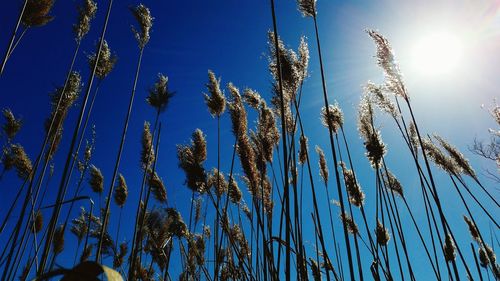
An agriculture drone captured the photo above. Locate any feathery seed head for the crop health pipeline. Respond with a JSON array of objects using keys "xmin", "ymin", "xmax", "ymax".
[
  {"xmin": 375, "ymin": 220, "xmax": 390, "ymax": 246},
  {"xmin": 148, "ymin": 171, "xmax": 167, "ymax": 203},
  {"xmin": 22, "ymin": 0, "xmax": 55, "ymax": 28},
  {"xmin": 340, "ymin": 162, "xmax": 364, "ymax": 207},
  {"xmin": 242, "ymin": 88, "xmax": 263, "ymax": 110},
  {"xmin": 130, "ymin": 4, "xmax": 153, "ymax": 48},
  {"xmin": 204, "ymin": 70, "xmax": 226, "ymax": 116},
  {"xmin": 340, "ymin": 212, "xmax": 359, "ymax": 235},
  {"xmin": 33, "ymin": 211, "xmax": 43, "ymax": 233},
  {"xmin": 365, "ymin": 82, "xmax": 399, "ymax": 118},
  {"xmin": 443, "ymin": 234, "xmax": 456, "ymax": 262},
  {"xmin": 382, "ymin": 170, "xmax": 404, "ymax": 197},
  {"xmin": 434, "ymin": 134, "xmax": 476, "ymax": 179},
  {"xmin": 88, "ymin": 39, "xmax": 117, "ymax": 80},
  {"xmin": 114, "ymin": 173, "xmax": 128, "ymax": 207},
  {"xmin": 7, "ymin": 144, "xmax": 32, "ymax": 180},
  {"xmin": 422, "ymin": 138, "xmax": 460, "ymax": 175},
  {"xmin": 297, "ymin": 0, "xmax": 317, "ymax": 17},
  {"xmin": 88, "ymin": 164, "xmax": 104, "ymax": 193},
  {"xmin": 228, "ymin": 176, "xmax": 242, "ymax": 203},
  {"xmin": 298, "ymin": 36, "xmax": 310, "ymax": 80},
  {"xmin": 2, "ymin": 108, "xmax": 22, "ymax": 141},
  {"xmin": 52, "ymin": 224, "xmax": 65, "ymax": 254},
  {"xmin": 74, "ymin": 0, "xmax": 97, "ymax": 42},
  {"xmin": 141, "ymin": 121, "xmax": 155, "ymax": 169},
  {"xmin": 207, "ymin": 168, "xmax": 228, "ymax": 197},
  {"xmin": 316, "ymin": 146, "xmax": 329, "ymax": 182},
  {"xmin": 479, "ymin": 247, "xmax": 489, "ymax": 268},
  {"xmin": 321, "ymin": 103, "xmax": 343, "ymax": 133},
  {"xmin": 113, "ymin": 242, "xmax": 128, "ymax": 269},
  {"xmin": 228, "ymin": 83, "xmax": 248, "ymax": 138},
  {"xmin": 462, "ymin": 216, "xmax": 479, "ymax": 243},
  {"xmin": 366, "ymin": 30, "xmax": 408, "ymax": 100},
  {"xmin": 147, "ymin": 73, "xmax": 174, "ymax": 113},
  {"xmin": 298, "ymin": 135, "xmax": 308, "ymax": 165}
]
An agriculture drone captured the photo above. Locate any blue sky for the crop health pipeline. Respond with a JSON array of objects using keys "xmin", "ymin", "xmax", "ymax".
[{"xmin": 0, "ymin": 0, "xmax": 499, "ymax": 279}]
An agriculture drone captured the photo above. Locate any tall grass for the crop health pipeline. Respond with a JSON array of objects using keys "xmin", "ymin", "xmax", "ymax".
[{"xmin": 0, "ymin": 1, "xmax": 498, "ymax": 281}]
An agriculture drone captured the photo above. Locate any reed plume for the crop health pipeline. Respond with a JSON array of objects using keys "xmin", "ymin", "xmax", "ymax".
[
  {"xmin": 87, "ymin": 39, "xmax": 117, "ymax": 80},
  {"xmin": 21, "ymin": 0, "xmax": 55, "ymax": 27},
  {"xmin": 32, "ymin": 211, "xmax": 43, "ymax": 233},
  {"xmin": 73, "ymin": 0, "xmax": 97, "ymax": 42},
  {"xmin": 358, "ymin": 94, "xmax": 386, "ymax": 168},
  {"xmin": 88, "ymin": 164, "xmax": 104, "ymax": 194},
  {"xmin": 298, "ymin": 135, "xmax": 308, "ymax": 165},
  {"xmin": 315, "ymin": 145, "xmax": 328, "ymax": 182},
  {"xmin": 52, "ymin": 224, "xmax": 65, "ymax": 255},
  {"xmin": 297, "ymin": 0, "xmax": 316, "ymax": 17},
  {"xmin": 340, "ymin": 212, "xmax": 359, "ymax": 235},
  {"xmin": 148, "ymin": 171, "xmax": 167, "ymax": 202},
  {"xmin": 434, "ymin": 134, "xmax": 476, "ymax": 179},
  {"xmin": 375, "ymin": 220, "xmax": 390, "ymax": 246},
  {"xmin": 141, "ymin": 121, "xmax": 155, "ymax": 170},
  {"xmin": 365, "ymin": 82, "xmax": 398, "ymax": 118},
  {"xmin": 243, "ymin": 88, "xmax": 262, "ymax": 110},
  {"xmin": 207, "ymin": 168, "xmax": 228, "ymax": 197},
  {"xmin": 2, "ymin": 109, "xmax": 22, "ymax": 141},
  {"xmin": 321, "ymin": 103, "xmax": 343, "ymax": 133},
  {"xmin": 463, "ymin": 215, "xmax": 479, "ymax": 243},
  {"xmin": 204, "ymin": 70, "xmax": 227, "ymax": 116},
  {"xmin": 114, "ymin": 173, "xmax": 128, "ymax": 207},
  {"xmin": 147, "ymin": 73, "xmax": 174, "ymax": 113},
  {"xmin": 382, "ymin": 170, "xmax": 404, "ymax": 197},
  {"xmin": 340, "ymin": 162, "xmax": 365, "ymax": 207},
  {"xmin": 130, "ymin": 4, "xmax": 154, "ymax": 49},
  {"xmin": 113, "ymin": 242, "xmax": 128, "ymax": 269},
  {"xmin": 5, "ymin": 143, "xmax": 32, "ymax": 180},
  {"xmin": 443, "ymin": 234, "xmax": 456, "ymax": 262},
  {"xmin": 177, "ymin": 129, "xmax": 208, "ymax": 192}
]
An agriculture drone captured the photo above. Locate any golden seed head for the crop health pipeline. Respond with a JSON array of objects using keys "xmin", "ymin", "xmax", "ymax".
[
  {"xmin": 297, "ymin": 0, "xmax": 317, "ymax": 17},
  {"xmin": 141, "ymin": 121, "xmax": 155, "ymax": 170},
  {"xmin": 130, "ymin": 4, "xmax": 154, "ymax": 48},
  {"xmin": 114, "ymin": 173, "xmax": 128, "ymax": 207},
  {"xmin": 340, "ymin": 212, "xmax": 359, "ymax": 235},
  {"xmin": 321, "ymin": 103, "xmax": 343, "ymax": 133},
  {"xmin": 73, "ymin": 0, "xmax": 97, "ymax": 42},
  {"xmin": 147, "ymin": 73, "xmax": 174, "ymax": 113},
  {"xmin": 2, "ymin": 108, "xmax": 22, "ymax": 140},
  {"xmin": 242, "ymin": 88, "xmax": 262, "ymax": 110},
  {"xmin": 375, "ymin": 220, "xmax": 390, "ymax": 246},
  {"xmin": 204, "ymin": 70, "xmax": 226, "ymax": 117},
  {"xmin": 340, "ymin": 162, "xmax": 365, "ymax": 207},
  {"xmin": 87, "ymin": 39, "xmax": 117, "ymax": 80},
  {"xmin": 88, "ymin": 164, "xmax": 104, "ymax": 193},
  {"xmin": 148, "ymin": 171, "xmax": 167, "ymax": 203},
  {"xmin": 22, "ymin": 0, "xmax": 55, "ymax": 28},
  {"xmin": 315, "ymin": 146, "xmax": 329, "ymax": 183}
]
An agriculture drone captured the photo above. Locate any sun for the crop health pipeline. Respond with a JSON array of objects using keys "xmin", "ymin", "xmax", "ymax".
[{"xmin": 411, "ymin": 30, "xmax": 464, "ymax": 76}]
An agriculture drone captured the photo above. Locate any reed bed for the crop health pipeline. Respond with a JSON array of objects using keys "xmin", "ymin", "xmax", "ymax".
[{"xmin": 0, "ymin": 1, "xmax": 498, "ymax": 280}]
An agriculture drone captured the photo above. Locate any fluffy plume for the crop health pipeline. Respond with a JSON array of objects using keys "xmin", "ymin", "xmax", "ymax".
[
  {"xmin": 227, "ymin": 83, "xmax": 248, "ymax": 137},
  {"xmin": 87, "ymin": 39, "xmax": 117, "ymax": 80},
  {"xmin": 366, "ymin": 30, "xmax": 408, "ymax": 100},
  {"xmin": 365, "ymin": 82, "xmax": 399, "ymax": 118},
  {"xmin": 298, "ymin": 135, "xmax": 308, "ymax": 165},
  {"xmin": 141, "ymin": 121, "xmax": 155, "ymax": 170},
  {"xmin": 71, "ymin": 207, "xmax": 89, "ymax": 243},
  {"xmin": 268, "ymin": 32, "xmax": 302, "ymax": 101},
  {"xmin": 45, "ymin": 71, "xmax": 81, "ymax": 159},
  {"xmin": 73, "ymin": 0, "xmax": 97, "ymax": 41},
  {"xmin": 2, "ymin": 108, "xmax": 22, "ymax": 140},
  {"xmin": 298, "ymin": 36, "xmax": 310, "ymax": 80},
  {"xmin": 408, "ymin": 122, "xmax": 419, "ymax": 155},
  {"xmin": 358, "ymin": 94, "xmax": 386, "ymax": 168},
  {"xmin": 309, "ymin": 258, "xmax": 322, "ymax": 281},
  {"xmin": 194, "ymin": 197, "xmax": 203, "ymax": 224},
  {"xmin": 443, "ymin": 234, "xmax": 456, "ymax": 262},
  {"xmin": 149, "ymin": 171, "xmax": 167, "ymax": 202},
  {"xmin": 207, "ymin": 168, "xmax": 228, "ymax": 197},
  {"xmin": 177, "ymin": 129, "xmax": 207, "ymax": 192},
  {"xmin": 88, "ymin": 164, "xmax": 104, "ymax": 193},
  {"xmin": 340, "ymin": 212, "xmax": 359, "ymax": 235},
  {"xmin": 321, "ymin": 103, "xmax": 343, "ymax": 133},
  {"xmin": 114, "ymin": 173, "xmax": 128, "ymax": 207},
  {"xmin": 5, "ymin": 144, "xmax": 32, "ymax": 180},
  {"xmin": 228, "ymin": 176, "xmax": 242, "ymax": 203},
  {"xmin": 256, "ymin": 102, "xmax": 280, "ymax": 162},
  {"xmin": 340, "ymin": 162, "xmax": 364, "ymax": 207},
  {"xmin": 375, "ymin": 220, "xmax": 390, "ymax": 246},
  {"xmin": 434, "ymin": 135, "xmax": 476, "ymax": 179},
  {"xmin": 130, "ymin": 4, "xmax": 153, "ymax": 48},
  {"xmin": 243, "ymin": 88, "xmax": 263, "ymax": 110},
  {"xmin": 52, "ymin": 224, "xmax": 65, "ymax": 255},
  {"xmin": 297, "ymin": 0, "xmax": 317, "ymax": 17},
  {"xmin": 147, "ymin": 73, "xmax": 174, "ymax": 113},
  {"xmin": 113, "ymin": 242, "xmax": 128, "ymax": 269},
  {"xmin": 463, "ymin": 216, "xmax": 479, "ymax": 242},
  {"xmin": 382, "ymin": 170, "xmax": 404, "ymax": 197},
  {"xmin": 316, "ymin": 146, "xmax": 328, "ymax": 182},
  {"xmin": 22, "ymin": 0, "xmax": 55, "ymax": 27},
  {"xmin": 204, "ymin": 70, "xmax": 226, "ymax": 116},
  {"xmin": 165, "ymin": 208, "xmax": 188, "ymax": 238},
  {"xmin": 422, "ymin": 138, "xmax": 460, "ymax": 175}
]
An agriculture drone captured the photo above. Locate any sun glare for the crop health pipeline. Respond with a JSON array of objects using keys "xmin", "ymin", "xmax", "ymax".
[{"xmin": 411, "ymin": 31, "xmax": 464, "ymax": 76}]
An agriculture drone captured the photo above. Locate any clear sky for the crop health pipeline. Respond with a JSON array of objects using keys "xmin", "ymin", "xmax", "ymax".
[{"xmin": 0, "ymin": 0, "xmax": 499, "ymax": 279}]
